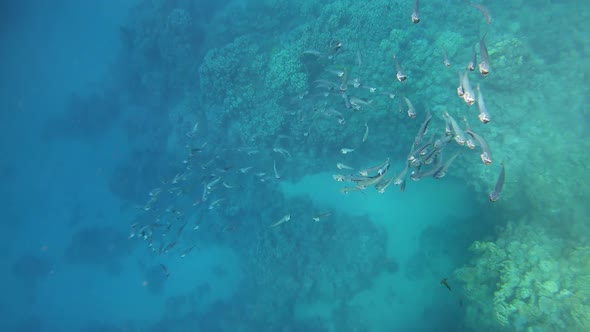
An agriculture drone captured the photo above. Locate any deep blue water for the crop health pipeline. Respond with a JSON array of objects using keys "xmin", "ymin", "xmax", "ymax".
[{"xmin": 1, "ymin": 1, "xmax": 588, "ymax": 331}]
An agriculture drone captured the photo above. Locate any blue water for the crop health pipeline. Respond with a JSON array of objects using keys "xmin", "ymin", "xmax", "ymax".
[{"xmin": 1, "ymin": 0, "xmax": 588, "ymax": 331}]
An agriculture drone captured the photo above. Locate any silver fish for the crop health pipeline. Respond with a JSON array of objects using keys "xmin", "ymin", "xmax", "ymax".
[
  {"xmin": 465, "ymin": 130, "xmax": 492, "ymax": 165},
  {"xmin": 443, "ymin": 112, "xmax": 466, "ymax": 145},
  {"xmin": 478, "ymin": 32, "xmax": 490, "ymax": 76},
  {"xmin": 489, "ymin": 163, "xmax": 505, "ymax": 202},
  {"xmin": 456, "ymin": 71, "xmax": 465, "ymax": 97},
  {"xmin": 467, "ymin": 45, "xmax": 477, "ymax": 72},
  {"xmin": 461, "ymin": 71, "xmax": 476, "ymax": 106},
  {"xmin": 404, "ymin": 97, "xmax": 417, "ymax": 119},
  {"xmin": 476, "ymin": 84, "xmax": 491, "ymax": 123},
  {"xmin": 442, "ymin": 47, "xmax": 451, "ymax": 67},
  {"xmin": 393, "ymin": 54, "xmax": 407, "ymax": 83},
  {"xmin": 412, "ymin": 0, "xmax": 420, "ymax": 23},
  {"xmin": 414, "ymin": 111, "xmax": 433, "ymax": 146},
  {"xmin": 433, "ymin": 150, "xmax": 462, "ymax": 179}
]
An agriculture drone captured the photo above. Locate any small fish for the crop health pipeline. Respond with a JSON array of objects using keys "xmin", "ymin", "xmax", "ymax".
[
  {"xmin": 359, "ymin": 158, "xmax": 390, "ymax": 177},
  {"xmin": 208, "ymin": 198, "xmax": 226, "ymax": 210},
  {"xmin": 467, "ymin": 45, "xmax": 477, "ymax": 72},
  {"xmin": 176, "ymin": 220, "xmax": 188, "ymax": 238},
  {"xmin": 339, "ymin": 68, "xmax": 349, "ymax": 92},
  {"xmin": 465, "ymin": 130, "xmax": 492, "ymax": 165},
  {"xmin": 332, "ymin": 174, "xmax": 346, "ymax": 182},
  {"xmin": 149, "ymin": 188, "xmax": 162, "ymax": 197},
  {"xmin": 489, "ymin": 163, "xmax": 505, "ymax": 202},
  {"xmin": 336, "ymin": 163, "xmax": 354, "ymax": 170},
  {"xmin": 443, "ymin": 112, "xmax": 466, "ymax": 146},
  {"xmin": 478, "ymin": 32, "xmax": 491, "ymax": 76},
  {"xmin": 461, "ymin": 71, "xmax": 476, "ymax": 106},
  {"xmin": 404, "ymin": 96, "xmax": 417, "ymax": 119},
  {"xmin": 440, "ymin": 278, "xmax": 452, "ymax": 291},
  {"xmin": 160, "ymin": 264, "xmax": 170, "ymax": 278},
  {"xmin": 239, "ymin": 166, "xmax": 253, "ymax": 174},
  {"xmin": 442, "ymin": 47, "xmax": 451, "ymax": 67},
  {"xmin": 273, "ymin": 147, "xmax": 292, "ymax": 160},
  {"xmin": 186, "ymin": 121, "xmax": 199, "ymax": 138},
  {"xmin": 462, "ymin": 117, "xmax": 477, "ymax": 149},
  {"xmin": 393, "ymin": 54, "xmax": 407, "ymax": 83},
  {"xmin": 433, "ymin": 150, "xmax": 462, "ymax": 179},
  {"xmin": 470, "ymin": 3, "xmax": 492, "ymax": 25},
  {"xmin": 273, "ymin": 160, "xmax": 281, "ymax": 179},
  {"xmin": 312, "ymin": 212, "xmax": 332, "ymax": 222},
  {"xmin": 180, "ymin": 245, "xmax": 196, "ymax": 258},
  {"xmin": 206, "ymin": 176, "xmax": 222, "ymax": 190},
  {"xmin": 476, "ymin": 84, "xmax": 491, "ymax": 123},
  {"xmin": 341, "ymin": 148, "xmax": 355, "ymax": 154},
  {"xmin": 222, "ymin": 182, "xmax": 233, "ymax": 189},
  {"xmin": 414, "ymin": 111, "xmax": 433, "ymax": 146},
  {"xmin": 270, "ymin": 214, "xmax": 291, "ymax": 227},
  {"xmin": 163, "ymin": 240, "xmax": 177, "ymax": 254},
  {"xmin": 456, "ymin": 71, "xmax": 465, "ymax": 97},
  {"xmin": 375, "ymin": 175, "xmax": 395, "ymax": 193},
  {"xmin": 411, "ymin": 0, "xmax": 420, "ymax": 23},
  {"xmin": 340, "ymin": 186, "xmax": 365, "ymax": 194},
  {"xmin": 362, "ymin": 123, "xmax": 369, "ymax": 143}
]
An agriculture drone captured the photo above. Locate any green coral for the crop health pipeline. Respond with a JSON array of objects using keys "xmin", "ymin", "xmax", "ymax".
[{"xmin": 456, "ymin": 223, "xmax": 590, "ymax": 331}]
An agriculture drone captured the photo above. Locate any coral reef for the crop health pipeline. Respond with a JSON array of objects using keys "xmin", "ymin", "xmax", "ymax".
[{"xmin": 456, "ymin": 221, "xmax": 590, "ymax": 331}]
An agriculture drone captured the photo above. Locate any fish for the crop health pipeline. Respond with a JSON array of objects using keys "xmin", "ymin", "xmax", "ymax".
[
  {"xmin": 273, "ymin": 160, "xmax": 281, "ymax": 179},
  {"xmin": 440, "ymin": 278, "xmax": 452, "ymax": 291},
  {"xmin": 411, "ymin": 0, "xmax": 420, "ymax": 23},
  {"xmin": 443, "ymin": 112, "xmax": 466, "ymax": 146},
  {"xmin": 355, "ymin": 171, "xmax": 388, "ymax": 189},
  {"xmin": 489, "ymin": 163, "xmax": 505, "ymax": 202},
  {"xmin": 456, "ymin": 71, "xmax": 465, "ymax": 97},
  {"xmin": 359, "ymin": 158, "xmax": 391, "ymax": 177},
  {"xmin": 176, "ymin": 220, "xmax": 188, "ymax": 238},
  {"xmin": 239, "ymin": 166, "xmax": 253, "ymax": 173},
  {"xmin": 470, "ymin": 3, "xmax": 492, "ymax": 25},
  {"xmin": 462, "ymin": 117, "xmax": 477, "ymax": 149},
  {"xmin": 404, "ymin": 96, "xmax": 417, "ymax": 119},
  {"xmin": 149, "ymin": 188, "xmax": 162, "ymax": 197},
  {"xmin": 341, "ymin": 148, "xmax": 355, "ymax": 154},
  {"xmin": 208, "ymin": 198, "xmax": 225, "ymax": 210},
  {"xmin": 414, "ymin": 111, "xmax": 433, "ymax": 146},
  {"xmin": 362, "ymin": 123, "xmax": 369, "ymax": 143},
  {"xmin": 410, "ymin": 164, "xmax": 440, "ymax": 181},
  {"xmin": 222, "ymin": 182, "xmax": 233, "ymax": 189},
  {"xmin": 163, "ymin": 240, "xmax": 177, "ymax": 254},
  {"xmin": 461, "ymin": 71, "xmax": 476, "ymax": 106},
  {"xmin": 312, "ymin": 212, "xmax": 332, "ymax": 222},
  {"xmin": 273, "ymin": 147, "xmax": 292, "ymax": 160},
  {"xmin": 476, "ymin": 84, "xmax": 491, "ymax": 123},
  {"xmin": 442, "ymin": 47, "xmax": 451, "ymax": 67},
  {"xmin": 393, "ymin": 54, "xmax": 407, "ymax": 83},
  {"xmin": 478, "ymin": 32, "xmax": 491, "ymax": 76},
  {"xmin": 433, "ymin": 150, "xmax": 462, "ymax": 179},
  {"xmin": 467, "ymin": 45, "xmax": 477, "ymax": 72},
  {"xmin": 465, "ymin": 130, "xmax": 492, "ymax": 165},
  {"xmin": 336, "ymin": 163, "xmax": 354, "ymax": 170},
  {"xmin": 375, "ymin": 175, "xmax": 395, "ymax": 193},
  {"xmin": 186, "ymin": 121, "xmax": 199, "ymax": 138},
  {"xmin": 180, "ymin": 245, "xmax": 196, "ymax": 258},
  {"xmin": 270, "ymin": 214, "xmax": 291, "ymax": 227},
  {"xmin": 332, "ymin": 174, "xmax": 346, "ymax": 182},
  {"xmin": 339, "ymin": 68, "xmax": 349, "ymax": 92},
  {"xmin": 206, "ymin": 176, "xmax": 222, "ymax": 190},
  {"xmin": 160, "ymin": 264, "xmax": 171, "ymax": 278},
  {"xmin": 340, "ymin": 186, "xmax": 365, "ymax": 194}
]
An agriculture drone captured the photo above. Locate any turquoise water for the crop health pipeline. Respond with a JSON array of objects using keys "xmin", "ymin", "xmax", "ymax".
[{"xmin": 1, "ymin": 0, "xmax": 588, "ymax": 331}]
